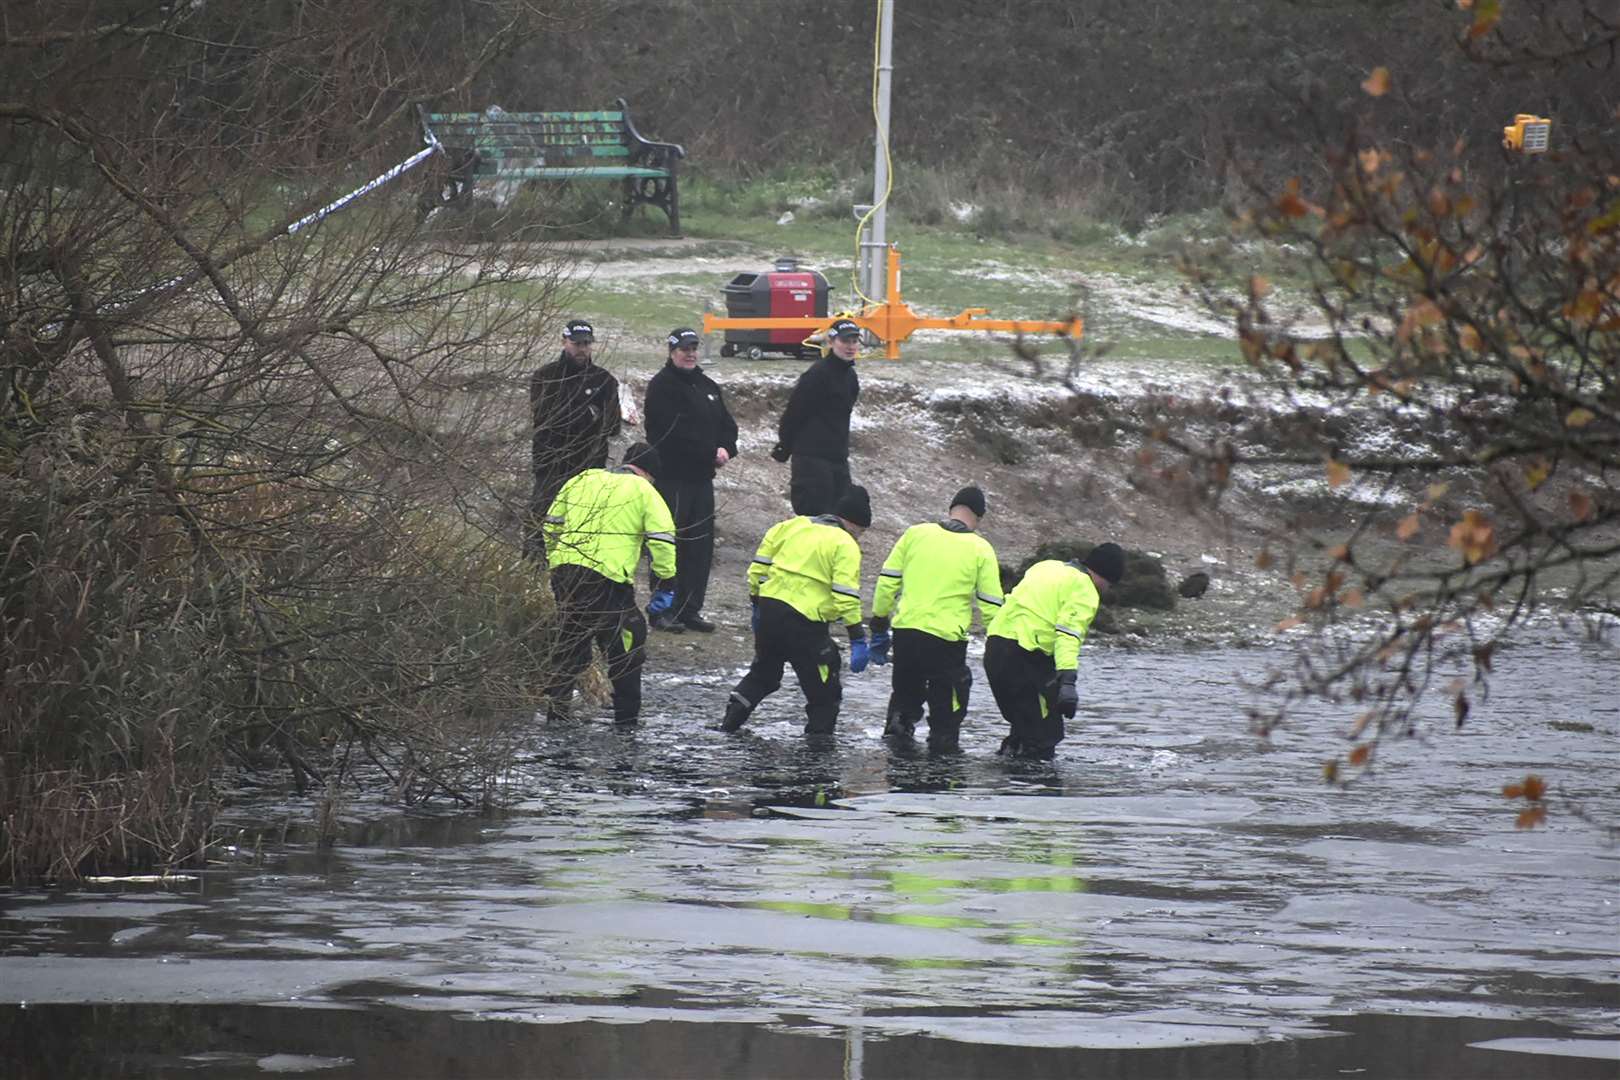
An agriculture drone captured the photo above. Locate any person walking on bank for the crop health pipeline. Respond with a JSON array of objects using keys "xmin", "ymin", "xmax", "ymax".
[
  {"xmin": 642, "ymin": 327, "xmax": 739, "ymax": 634},
  {"xmin": 770, "ymin": 318, "xmax": 861, "ymax": 516},
  {"xmin": 539, "ymin": 442, "xmax": 677, "ymax": 725},
  {"xmin": 720, "ymin": 486, "xmax": 874, "ymax": 738},
  {"xmin": 869, "ymin": 486, "xmax": 1004, "ymax": 754},
  {"xmin": 528, "ymin": 318, "xmax": 622, "ymax": 556},
  {"xmin": 983, "ymin": 542, "xmax": 1125, "ymax": 761}
]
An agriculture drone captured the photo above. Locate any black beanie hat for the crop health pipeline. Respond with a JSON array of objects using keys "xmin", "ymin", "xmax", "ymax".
[
  {"xmin": 834, "ymin": 485, "xmax": 872, "ymax": 528},
  {"xmin": 949, "ymin": 485, "xmax": 987, "ymax": 518},
  {"xmin": 622, "ymin": 441, "xmax": 662, "ymax": 481},
  {"xmin": 1081, "ymin": 542, "xmax": 1126, "ymax": 585}
]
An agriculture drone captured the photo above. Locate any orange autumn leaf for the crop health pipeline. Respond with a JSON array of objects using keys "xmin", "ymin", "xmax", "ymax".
[
  {"xmin": 1362, "ymin": 67, "xmax": 1392, "ymax": 97},
  {"xmin": 1397, "ymin": 299, "xmax": 1444, "ymax": 342},
  {"xmin": 1327, "ymin": 460, "xmax": 1352, "ymax": 488},
  {"xmin": 1348, "ymin": 744, "xmax": 1372, "ymax": 766},
  {"xmin": 1570, "ymin": 490, "xmax": 1594, "ymax": 521},
  {"xmin": 1504, "ymin": 774, "xmax": 1547, "ymax": 801},
  {"xmin": 1469, "ymin": 0, "xmax": 1501, "ymax": 37},
  {"xmin": 1447, "ymin": 510, "xmax": 1497, "ymax": 565},
  {"xmin": 1396, "ymin": 513, "xmax": 1421, "ymax": 540},
  {"xmin": 1515, "ymin": 806, "xmax": 1548, "ymax": 830}
]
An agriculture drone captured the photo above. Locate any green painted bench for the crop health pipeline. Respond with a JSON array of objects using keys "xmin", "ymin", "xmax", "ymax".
[{"xmin": 418, "ymin": 99, "xmax": 686, "ymax": 234}]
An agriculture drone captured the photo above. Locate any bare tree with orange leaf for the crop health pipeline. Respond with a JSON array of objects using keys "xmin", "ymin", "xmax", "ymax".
[{"xmin": 1174, "ymin": 3, "xmax": 1618, "ymax": 823}]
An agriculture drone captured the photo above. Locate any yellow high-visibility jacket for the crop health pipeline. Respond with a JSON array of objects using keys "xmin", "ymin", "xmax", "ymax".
[
  {"xmin": 986, "ymin": 559, "xmax": 1101, "ymax": 671},
  {"xmin": 872, "ymin": 520, "xmax": 1003, "ymax": 641},
  {"xmin": 544, "ymin": 467, "xmax": 676, "ymax": 584},
  {"xmin": 747, "ymin": 515, "xmax": 863, "ymax": 628}
]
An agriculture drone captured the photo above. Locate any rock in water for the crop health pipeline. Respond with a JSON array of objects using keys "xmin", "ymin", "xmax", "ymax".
[{"xmin": 1177, "ymin": 571, "xmax": 1211, "ymax": 599}]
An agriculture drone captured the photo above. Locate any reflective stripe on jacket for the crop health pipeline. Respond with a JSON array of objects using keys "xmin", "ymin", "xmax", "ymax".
[
  {"xmin": 747, "ymin": 515, "xmax": 863, "ymax": 627},
  {"xmin": 872, "ymin": 520, "xmax": 1003, "ymax": 641},
  {"xmin": 544, "ymin": 467, "xmax": 677, "ymax": 584},
  {"xmin": 985, "ymin": 559, "xmax": 1100, "ymax": 671}
]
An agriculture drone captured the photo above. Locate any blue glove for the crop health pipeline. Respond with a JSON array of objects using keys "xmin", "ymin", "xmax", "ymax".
[
  {"xmin": 648, "ymin": 589, "xmax": 675, "ymax": 616},
  {"xmin": 750, "ymin": 600, "xmax": 761, "ymax": 635},
  {"xmin": 868, "ymin": 629, "xmax": 891, "ymax": 666},
  {"xmin": 849, "ymin": 638, "xmax": 870, "ymax": 674}
]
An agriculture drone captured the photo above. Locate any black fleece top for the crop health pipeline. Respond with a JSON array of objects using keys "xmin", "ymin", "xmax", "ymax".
[
  {"xmin": 777, "ymin": 352, "xmax": 859, "ymax": 461},
  {"xmin": 643, "ymin": 359, "xmax": 739, "ymax": 483},
  {"xmin": 530, "ymin": 351, "xmax": 621, "ymax": 481}
]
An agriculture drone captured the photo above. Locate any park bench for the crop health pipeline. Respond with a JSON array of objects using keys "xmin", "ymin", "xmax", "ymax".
[{"xmin": 417, "ymin": 99, "xmax": 686, "ymax": 234}]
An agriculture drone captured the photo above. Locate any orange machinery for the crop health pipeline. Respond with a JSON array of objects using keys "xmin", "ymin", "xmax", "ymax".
[{"xmin": 701, "ymin": 246, "xmax": 1082, "ymax": 360}]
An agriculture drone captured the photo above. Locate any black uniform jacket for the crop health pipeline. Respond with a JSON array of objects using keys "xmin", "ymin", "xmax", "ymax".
[
  {"xmin": 530, "ymin": 352, "xmax": 622, "ymax": 480},
  {"xmin": 777, "ymin": 352, "xmax": 859, "ymax": 461},
  {"xmin": 643, "ymin": 360, "xmax": 740, "ymax": 483}
]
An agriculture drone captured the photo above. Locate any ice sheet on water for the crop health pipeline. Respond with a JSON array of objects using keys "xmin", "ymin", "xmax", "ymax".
[
  {"xmin": 831, "ymin": 792, "xmax": 1260, "ymax": 825},
  {"xmin": 1469, "ymin": 1038, "xmax": 1620, "ymax": 1061}
]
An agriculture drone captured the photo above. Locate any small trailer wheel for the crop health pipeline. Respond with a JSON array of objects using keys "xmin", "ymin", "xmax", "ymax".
[{"xmin": 746, "ymin": 346, "xmax": 765, "ymax": 361}]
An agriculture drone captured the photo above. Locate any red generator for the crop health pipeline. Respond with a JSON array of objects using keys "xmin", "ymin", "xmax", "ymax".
[{"xmin": 717, "ymin": 258, "xmax": 830, "ymax": 360}]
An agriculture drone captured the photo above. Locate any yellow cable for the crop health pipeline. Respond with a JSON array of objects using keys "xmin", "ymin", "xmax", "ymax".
[{"xmin": 851, "ymin": 0, "xmax": 893, "ymax": 308}]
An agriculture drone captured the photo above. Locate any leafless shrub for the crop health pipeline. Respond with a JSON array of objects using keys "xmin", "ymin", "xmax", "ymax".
[{"xmin": 0, "ymin": 0, "xmax": 607, "ymax": 881}]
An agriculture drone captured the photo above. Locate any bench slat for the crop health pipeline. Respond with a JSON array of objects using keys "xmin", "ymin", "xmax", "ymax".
[
  {"xmin": 426, "ymin": 111, "xmax": 625, "ymax": 124},
  {"xmin": 459, "ymin": 145, "xmax": 632, "ymax": 160},
  {"xmin": 471, "ymin": 165, "xmax": 671, "ymax": 179}
]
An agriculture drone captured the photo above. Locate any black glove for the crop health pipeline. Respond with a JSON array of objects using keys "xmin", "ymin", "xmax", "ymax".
[
  {"xmin": 769, "ymin": 442, "xmax": 791, "ymax": 463},
  {"xmin": 1055, "ymin": 671, "xmax": 1078, "ymax": 719}
]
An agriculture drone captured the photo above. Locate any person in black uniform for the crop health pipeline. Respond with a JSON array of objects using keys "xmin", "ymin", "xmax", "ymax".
[
  {"xmin": 642, "ymin": 327, "xmax": 739, "ymax": 633},
  {"xmin": 770, "ymin": 317, "xmax": 861, "ymax": 516},
  {"xmin": 526, "ymin": 318, "xmax": 622, "ymax": 558}
]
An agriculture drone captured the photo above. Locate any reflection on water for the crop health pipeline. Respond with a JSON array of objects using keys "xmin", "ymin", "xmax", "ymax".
[
  {"xmin": 0, "ymin": 637, "xmax": 1616, "ymax": 1076},
  {"xmin": 1, "ymin": 1002, "xmax": 1616, "ymax": 1080}
]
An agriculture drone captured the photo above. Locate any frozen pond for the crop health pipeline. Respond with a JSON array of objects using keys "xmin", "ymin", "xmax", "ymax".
[{"xmin": 1, "ymin": 635, "xmax": 1616, "ymax": 1078}]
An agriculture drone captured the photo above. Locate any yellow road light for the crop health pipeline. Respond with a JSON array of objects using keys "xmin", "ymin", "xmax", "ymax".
[{"xmin": 1502, "ymin": 114, "xmax": 1552, "ymax": 154}]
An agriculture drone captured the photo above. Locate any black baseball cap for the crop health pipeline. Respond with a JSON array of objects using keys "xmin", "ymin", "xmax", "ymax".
[
  {"xmin": 667, "ymin": 328, "xmax": 701, "ymax": 350},
  {"xmin": 829, "ymin": 319, "xmax": 862, "ymax": 340},
  {"xmin": 563, "ymin": 319, "xmax": 595, "ymax": 342}
]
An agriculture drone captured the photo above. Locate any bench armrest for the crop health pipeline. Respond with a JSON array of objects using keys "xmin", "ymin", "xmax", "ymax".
[{"xmin": 617, "ymin": 97, "xmax": 686, "ymax": 168}]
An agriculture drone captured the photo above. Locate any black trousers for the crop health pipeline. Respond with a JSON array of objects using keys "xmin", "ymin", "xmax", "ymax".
[
  {"xmin": 542, "ymin": 563, "xmax": 648, "ymax": 722},
  {"xmin": 983, "ymin": 634, "xmax": 1064, "ymax": 756},
  {"xmin": 789, "ymin": 454, "xmax": 850, "ymax": 517},
  {"xmin": 652, "ymin": 477, "xmax": 716, "ymax": 621},
  {"xmin": 727, "ymin": 597, "xmax": 843, "ymax": 734},
  {"xmin": 884, "ymin": 628, "xmax": 971, "ymax": 750}
]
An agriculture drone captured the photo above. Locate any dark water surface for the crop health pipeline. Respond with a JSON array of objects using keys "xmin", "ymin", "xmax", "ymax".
[{"xmin": 2, "ymin": 636, "xmax": 1616, "ymax": 1078}]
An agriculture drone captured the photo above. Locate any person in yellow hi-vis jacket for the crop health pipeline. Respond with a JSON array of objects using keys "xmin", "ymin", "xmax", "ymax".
[
  {"xmin": 541, "ymin": 442, "xmax": 677, "ymax": 724},
  {"xmin": 720, "ymin": 486, "xmax": 873, "ymax": 737},
  {"xmin": 869, "ymin": 486, "xmax": 1003, "ymax": 753},
  {"xmin": 984, "ymin": 543, "xmax": 1125, "ymax": 760}
]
